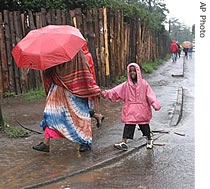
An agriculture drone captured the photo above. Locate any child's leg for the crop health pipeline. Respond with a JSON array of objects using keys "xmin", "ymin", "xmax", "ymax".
[
  {"xmin": 114, "ymin": 124, "xmax": 136, "ymax": 151},
  {"xmin": 122, "ymin": 124, "xmax": 136, "ymax": 142},
  {"xmin": 138, "ymin": 124, "xmax": 153, "ymax": 149}
]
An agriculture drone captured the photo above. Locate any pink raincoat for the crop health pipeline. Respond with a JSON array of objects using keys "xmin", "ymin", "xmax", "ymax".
[{"xmin": 102, "ymin": 63, "xmax": 161, "ymax": 124}]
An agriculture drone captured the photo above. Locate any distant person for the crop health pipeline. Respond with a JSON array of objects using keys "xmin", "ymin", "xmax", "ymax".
[
  {"xmin": 188, "ymin": 47, "xmax": 193, "ymax": 58},
  {"xmin": 170, "ymin": 40, "xmax": 179, "ymax": 62},
  {"xmin": 183, "ymin": 48, "xmax": 189, "ymax": 59},
  {"xmin": 101, "ymin": 63, "xmax": 161, "ymax": 151},
  {"xmin": 176, "ymin": 43, "xmax": 182, "ymax": 58}
]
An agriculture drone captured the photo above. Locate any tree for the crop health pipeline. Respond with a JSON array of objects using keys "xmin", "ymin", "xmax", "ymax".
[
  {"xmin": 122, "ymin": 0, "xmax": 169, "ymax": 25},
  {"xmin": 169, "ymin": 17, "xmax": 194, "ymax": 43},
  {"xmin": 192, "ymin": 24, "xmax": 195, "ymax": 35},
  {"xmin": 0, "ymin": 0, "xmax": 114, "ymax": 12}
]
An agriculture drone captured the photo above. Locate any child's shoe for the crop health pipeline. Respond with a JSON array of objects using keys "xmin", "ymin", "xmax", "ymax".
[
  {"xmin": 114, "ymin": 142, "xmax": 128, "ymax": 151},
  {"xmin": 146, "ymin": 139, "xmax": 153, "ymax": 149}
]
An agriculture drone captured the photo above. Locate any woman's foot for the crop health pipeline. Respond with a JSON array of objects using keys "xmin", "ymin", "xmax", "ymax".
[
  {"xmin": 79, "ymin": 144, "xmax": 91, "ymax": 152},
  {"xmin": 32, "ymin": 142, "xmax": 50, "ymax": 152}
]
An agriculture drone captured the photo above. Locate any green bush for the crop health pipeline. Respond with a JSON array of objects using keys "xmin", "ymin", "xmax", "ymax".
[
  {"xmin": 141, "ymin": 58, "xmax": 163, "ymax": 73},
  {"xmin": 141, "ymin": 63, "xmax": 153, "ymax": 73},
  {"xmin": 115, "ymin": 75, "xmax": 127, "ymax": 84},
  {"xmin": 23, "ymin": 87, "xmax": 45, "ymax": 101}
]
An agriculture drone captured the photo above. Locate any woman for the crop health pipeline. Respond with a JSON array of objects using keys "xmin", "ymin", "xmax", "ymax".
[{"xmin": 32, "ymin": 50, "xmax": 101, "ymax": 153}]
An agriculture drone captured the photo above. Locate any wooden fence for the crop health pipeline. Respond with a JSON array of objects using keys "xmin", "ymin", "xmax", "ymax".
[{"xmin": 0, "ymin": 7, "xmax": 170, "ymax": 98}]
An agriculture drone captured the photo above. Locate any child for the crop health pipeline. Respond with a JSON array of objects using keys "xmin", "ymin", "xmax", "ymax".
[{"xmin": 101, "ymin": 63, "xmax": 161, "ymax": 150}]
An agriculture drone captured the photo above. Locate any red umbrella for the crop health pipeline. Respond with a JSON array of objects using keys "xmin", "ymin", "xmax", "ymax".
[{"xmin": 12, "ymin": 25, "xmax": 86, "ymax": 70}]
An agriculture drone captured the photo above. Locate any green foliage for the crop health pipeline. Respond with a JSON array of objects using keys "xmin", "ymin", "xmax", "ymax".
[
  {"xmin": 165, "ymin": 53, "xmax": 171, "ymax": 60},
  {"xmin": 115, "ymin": 75, "xmax": 127, "ymax": 84},
  {"xmin": 141, "ymin": 58, "xmax": 163, "ymax": 73},
  {"xmin": 169, "ymin": 18, "xmax": 195, "ymax": 43},
  {"xmin": 4, "ymin": 124, "xmax": 29, "ymax": 138},
  {"xmin": 141, "ymin": 63, "xmax": 153, "ymax": 73},
  {"xmin": 114, "ymin": 57, "xmax": 164, "ymax": 83},
  {"xmin": 0, "ymin": 0, "xmax": 168, "ymax": 32},
  {"xmin": 152, "ymin": 58, "xmax": 162, "ymax": 69},
  {"xmin": 23, "ymin": 87, "xmax": 45, "ymax": 101},
  {"xmin": 4, "ymin": 91, "xmax": 16, "ymax": 97},
  {"xmin": 0, "ymin": 119, "xmax": 29, "ymax": 138}
]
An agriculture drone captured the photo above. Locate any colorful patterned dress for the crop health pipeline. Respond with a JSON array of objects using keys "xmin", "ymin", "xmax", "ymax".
[{"xmin": 40, "ymin": 50, "xmax": 100, "ymax": 148}]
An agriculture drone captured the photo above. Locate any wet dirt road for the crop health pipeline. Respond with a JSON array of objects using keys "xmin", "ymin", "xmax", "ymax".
[
  {"xmin": 0, "ymin": 53, "xmax": 194, "ymax": 189},
  {"xmin": 40, "ymin": 54, "xmax": 195, "ymax": 189}
]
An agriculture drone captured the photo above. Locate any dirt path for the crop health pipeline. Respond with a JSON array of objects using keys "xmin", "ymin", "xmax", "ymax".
[{"xmin": 1, "ymin": 96, "xmax": 45, "ymax": 132}]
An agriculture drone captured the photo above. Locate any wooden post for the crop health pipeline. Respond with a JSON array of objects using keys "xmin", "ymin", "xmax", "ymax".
[
  {"xmin": 116, "ymin": 10, "xmax": 121, "ymax": 76},
  {"xmin": 108, "ymin": 8, "xmax": 115, "ymax": 83},
  {"xmin": 98, "ymin": 8, "xmax": 105, "ymax": 86},
  {"xmin": 0, "ymin": 12, "xmax": 4, "ymax": 97},
  {"xmin": 0, "ymin": 103, "xmax": 4, "ymax": 127},
  {"xmin": 103, "ymin": 8, "xmax": 109, "ymax": 85}
]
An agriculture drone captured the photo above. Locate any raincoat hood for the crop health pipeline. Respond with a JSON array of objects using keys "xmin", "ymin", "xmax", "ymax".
[{"xmin": 127, "ymin": 63, "xmax": 142, "ymax": 86}]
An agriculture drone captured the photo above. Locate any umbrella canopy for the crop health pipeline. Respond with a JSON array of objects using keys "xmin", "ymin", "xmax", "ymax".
[
  {"xmin": 12, "ymin": 25, "xmax": 86, "ymax": 70},
  {"xmin": 181, "ymin": 41, "xmax": 193, "ymax": 48}
]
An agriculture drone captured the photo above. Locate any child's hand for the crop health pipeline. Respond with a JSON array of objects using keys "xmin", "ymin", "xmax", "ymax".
[
  {"xmin": 100, "ymin": 91, "xmax": 105, "ymax": 98},
  {"xmin": 152, "ymin": 102, "xmax": 161, "ymax": 111}
]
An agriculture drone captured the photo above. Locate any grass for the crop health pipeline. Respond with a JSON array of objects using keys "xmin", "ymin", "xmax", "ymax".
[
  {"xmin": 3, "ymin": 124, "xmax": 29, "ymax": 138},
  {"xmin": 141, "ymin": 58, "xmax": 164, "ymax": 73},
  {"xmin": 0, "ymin": 87, "xmax": 45, "ymax": 138},
  {"xmin": 4, "ymin": 86, "xmax": 46, "ymax": 101},
  {"xmin": 0, "ymin": 116, "xmax": 29, "ymax": 138},
  {"xmin": 116, "ymin": 75, "xmax": 127, "ymax": 84},
  {"xmin": 23, "ymin": 87, "xmax": 46, "ymax": 101}
]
